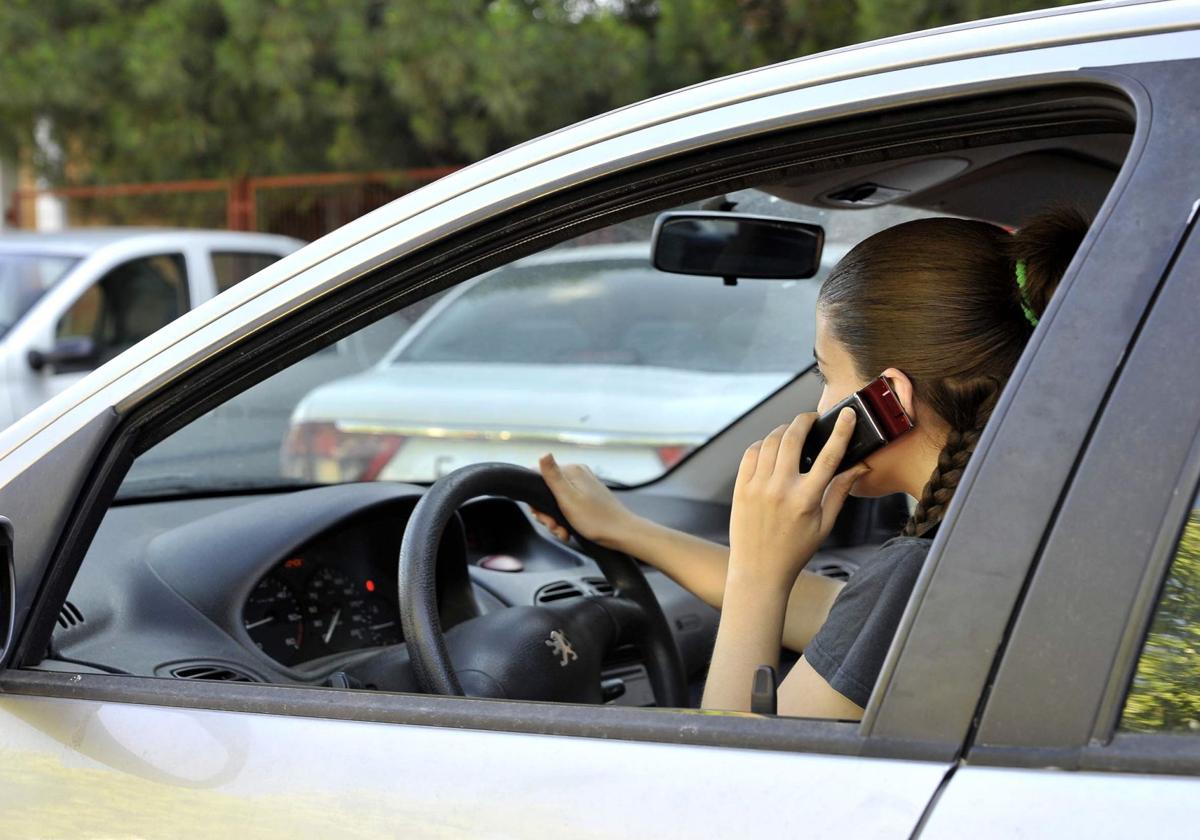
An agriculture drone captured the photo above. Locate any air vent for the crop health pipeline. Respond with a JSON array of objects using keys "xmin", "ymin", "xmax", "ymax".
[
  {"xmin": 169, "ymin": 663, "xmax": 257, "ymax": 682},
  {"xmin": 535, "ymin": 581, "xmax": 585, "ymax": 604},
  {"xmin": 583, "ymin": 577, "xmax": 616, "ymax": 597},
  {"xmin": 56, "ymin": 601, "xmax": 85, "ymax": 630}
]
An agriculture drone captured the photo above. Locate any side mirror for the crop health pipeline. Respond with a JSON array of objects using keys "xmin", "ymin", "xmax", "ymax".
[
  {"xmin": 27, "ymin": 336, "xmax": 98, "ymax": 373},
  {"xmin": 652, "ymin": 211, "xmax": 825, "ymax": 282},
  {"xmin": 0, "ymin": 517, "xmax": 13, "ymax": 668}
]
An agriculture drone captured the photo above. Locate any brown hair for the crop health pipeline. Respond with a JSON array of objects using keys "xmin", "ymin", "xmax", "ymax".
[{"xmin": 818, "ymin": 207, "xmax": 1090, "ymax": 536}]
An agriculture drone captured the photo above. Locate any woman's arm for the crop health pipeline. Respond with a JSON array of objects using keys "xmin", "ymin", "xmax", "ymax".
[
  {"xmin": 610, "ymin": 515, "xmax": 844, "ymax": 651},
  {"xmin": 536, "ymin": 455, "xmax": 844, "ymax": 651},
  {"xmin": 702, "ymin": 409, "xmax": 866, "ymax": 712}
]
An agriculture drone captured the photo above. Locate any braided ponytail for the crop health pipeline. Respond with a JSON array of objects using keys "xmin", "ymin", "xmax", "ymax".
[
  {"xmin": 902, "ymin": 378, "xmax": 1001, "ymax": 537},
  {"xmin": 819, "ymin": 208, "xmax": 1089, "ymax": 536}
]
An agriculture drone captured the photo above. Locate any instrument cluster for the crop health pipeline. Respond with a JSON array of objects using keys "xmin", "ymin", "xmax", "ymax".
[{"xmin": 241, "ymin": 522, "xmax": 403, "ymax": 667}]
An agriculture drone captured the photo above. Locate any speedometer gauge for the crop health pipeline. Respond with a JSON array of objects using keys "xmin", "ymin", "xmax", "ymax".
[
  {"xmin": 243, "ymin": 575, "xmax": 304, "ymax": 665},
  {"xmin": 304, "ymin": 567, "xmax": 361, "ymax": 652}
]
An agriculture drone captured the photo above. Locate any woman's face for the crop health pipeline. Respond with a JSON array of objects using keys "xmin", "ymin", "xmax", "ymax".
[{"xmin": 813, "ymin": 310, "xmax": 922, "ymax": 498}]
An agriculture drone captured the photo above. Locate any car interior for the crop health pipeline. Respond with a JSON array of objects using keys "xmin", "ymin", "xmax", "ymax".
[{"xmin": 29, "ymin": 85, "xmax": 1135, "ymax": 716}]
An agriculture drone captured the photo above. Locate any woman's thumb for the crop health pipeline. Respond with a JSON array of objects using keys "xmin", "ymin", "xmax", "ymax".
[
  {"xmin": 823, "ymin": 465, "xmax": 868, "ymax": 524},
  {"xmin": 539, "ymin": 453, "xmax": 571, "ymax": 497}
]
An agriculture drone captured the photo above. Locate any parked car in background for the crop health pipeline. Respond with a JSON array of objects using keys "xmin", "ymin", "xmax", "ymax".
[
  {"xmin": 0, "ymin": 229, "xmax": 302, "ymax": 428},
  {"xmin": 283, "ymin": 238, "xmax": 848, "ymax": 485}
]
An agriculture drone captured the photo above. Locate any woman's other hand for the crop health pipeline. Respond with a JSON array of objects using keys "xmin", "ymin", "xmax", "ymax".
[
  {"xmin": 534, "ymin": 454, "xmax": 636, "ymax": 549},
  {"xmin": 728, "ymin": 409, "xmax": 869, "ymax": 593}
]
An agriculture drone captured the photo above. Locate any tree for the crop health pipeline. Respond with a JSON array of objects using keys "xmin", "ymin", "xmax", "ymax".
[
  {"xmin": 1122, "ymin": 511, "xmax": 1200, "ymax": 733},
  {"xmin": 0, "ymin": 0, "xmax": 1090, "ymax": 186}
]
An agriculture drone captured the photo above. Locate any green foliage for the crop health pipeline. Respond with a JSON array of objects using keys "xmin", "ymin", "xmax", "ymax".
[
  {"xmin": 0, "ymin": 0, "xmax": 1088, "ymax": 184},
  {"xmin": 1122, "ymin": 511, "xmax": 1200, "ymax": 733}
]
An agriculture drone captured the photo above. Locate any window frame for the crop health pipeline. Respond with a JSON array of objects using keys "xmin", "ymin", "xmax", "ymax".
[
  {"xmin": 0, "ymin": 75, "xmax": 1156, "ymax": 763},
  {"xmin": 964, "ymin": 214, "xmax": 1200, "ymax": 773}
]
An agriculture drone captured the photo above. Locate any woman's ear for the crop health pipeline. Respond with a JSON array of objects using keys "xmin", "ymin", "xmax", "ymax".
[{"xmin": 880, "ymin": 368, "xmax": 916, "ymax": 417}]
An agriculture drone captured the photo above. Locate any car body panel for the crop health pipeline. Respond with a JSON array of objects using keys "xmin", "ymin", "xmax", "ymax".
[
  {"xmin": 922, "ymin": 765, "xmax": 1199, "ymax": 839},
  {"xmin": 291, "ymin": 363, "xmax": 783, "ymax": 483},
  {"xmin": 0, "ymin": 694, "xmax": 948, "ymax": 839}
]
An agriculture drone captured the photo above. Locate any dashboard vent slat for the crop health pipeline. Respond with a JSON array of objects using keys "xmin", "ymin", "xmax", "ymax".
[
  {"xmin": 583, "ymin": 577, "xmax": 616, "ymax": 597},
  {"xmin": 536, "ymin": 581, "xmax": 585, "ymax": 604},
  {"xmin": 56, "ymin": 601, "xmax": 85, "ymax": 630},
  {"xmin": 170, "ymin": 663, "xmax": 257, "ymax": 683}
]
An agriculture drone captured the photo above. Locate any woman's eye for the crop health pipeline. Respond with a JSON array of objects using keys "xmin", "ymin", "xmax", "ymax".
[{"xmin": 813, "ymin": 367, "xmax": 827, "ymax": 383}]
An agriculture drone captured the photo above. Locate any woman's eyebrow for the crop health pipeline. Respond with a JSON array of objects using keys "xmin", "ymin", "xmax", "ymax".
[{"xmin": 813, "ymin": 349, "xmax": 823, "ymax": 366}]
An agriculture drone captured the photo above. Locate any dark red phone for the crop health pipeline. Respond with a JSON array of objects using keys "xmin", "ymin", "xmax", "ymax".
[{"xmin": 799, "ymin": 377, "xmax": 914, "ymax": 474}]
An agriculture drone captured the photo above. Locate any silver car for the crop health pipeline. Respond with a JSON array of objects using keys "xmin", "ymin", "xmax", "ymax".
[
  {"xmin": 1, "ymin": 3, "xmax": 1200, "ymax": 837},
  {"xmin": 283, "ymin": 240, "xmax": 849, "ymax": 486}
]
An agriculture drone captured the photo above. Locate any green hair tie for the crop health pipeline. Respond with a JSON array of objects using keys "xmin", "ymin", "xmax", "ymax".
[{"xmin": 1015, "ymin": 260, "xmax": 1038, "ymax": 327}]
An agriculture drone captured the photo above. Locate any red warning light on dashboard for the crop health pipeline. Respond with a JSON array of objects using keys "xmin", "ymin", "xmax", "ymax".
[
  {"xmin": 365, "ymin": 579, "xmax": 376, "ymax": 593},
  {"xmin": 284, "ymin": 557, "xmax": 304, "ymax": 569}
]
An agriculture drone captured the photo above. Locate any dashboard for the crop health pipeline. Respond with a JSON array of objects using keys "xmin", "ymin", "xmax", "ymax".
[{"xmin": 51, "ymin": 482, "xmax": 726, "ymax": 700}]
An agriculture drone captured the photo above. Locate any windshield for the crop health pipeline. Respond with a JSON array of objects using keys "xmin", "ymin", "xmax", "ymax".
[
  {"xmin": 397, "ymin": 263, "xmax": 815, "ymax": 373},
  {"xmin": 0, "ymin": 253, "xmax": 79, "ymax": 337}
]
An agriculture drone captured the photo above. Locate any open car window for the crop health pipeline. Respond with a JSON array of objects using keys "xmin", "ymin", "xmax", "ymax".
[{"xmin": 121, "ymin": 192, "xmax": 942, "ymax": 495}]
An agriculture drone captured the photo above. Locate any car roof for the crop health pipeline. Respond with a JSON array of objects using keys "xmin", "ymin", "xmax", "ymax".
[{"xmin": 0, "ymin": 228, "xmax": 303, "ymax": 257}]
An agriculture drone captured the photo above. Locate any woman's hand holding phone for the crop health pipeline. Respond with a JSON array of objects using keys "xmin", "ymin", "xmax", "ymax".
[{"xmin": 727, "ymin": 408, "xmax": 869, "ymax": 593}]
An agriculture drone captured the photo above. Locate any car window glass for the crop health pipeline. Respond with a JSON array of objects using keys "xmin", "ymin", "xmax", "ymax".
[
  {"xmin": 212, "ymin": 251, "xmax": 281, "ymax": 294},
  {"xmin": 1121, "ymin": 495, "xmax": 1200, "ymax": 733},
  {"xmin": 122, "ymin": 193, "xmax": 941, "ymax": 496},
  {"xmin": 0, "ymin": 254, "xmax": 79, "ymax": 338},
  {"xmin": 56, "ymin": 254, "xmax": 189, "ymax": 369}
]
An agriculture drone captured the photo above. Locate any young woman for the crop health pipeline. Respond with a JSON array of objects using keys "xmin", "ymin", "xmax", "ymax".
[{"xmin": 534, "ymin": 208, "xmax": 1089, "ymax": 719}]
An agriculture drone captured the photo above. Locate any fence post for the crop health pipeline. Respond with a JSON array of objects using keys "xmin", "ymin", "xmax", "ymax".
[{"xmin": 226, "ymin": 176, "xmax": 256, "ymax": 231}]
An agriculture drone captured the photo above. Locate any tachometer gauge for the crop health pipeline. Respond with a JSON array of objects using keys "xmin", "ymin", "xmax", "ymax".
[{"xmin": 243, "ymin": 575, "xmax": 304, "ymax": 665}]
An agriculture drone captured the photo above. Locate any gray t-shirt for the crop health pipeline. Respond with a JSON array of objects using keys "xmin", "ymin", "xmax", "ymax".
[{"xmin": 804, "ymin": 534, "xmax": 933, "ymax": 708}]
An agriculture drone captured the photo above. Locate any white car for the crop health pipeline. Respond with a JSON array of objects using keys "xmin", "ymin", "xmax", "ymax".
[
  {"xmin": 0, "ymin": 229, "xmax": 302, "ymax": 428},
  {"xmin": 283, "ymin": 241, "xmax": 846, "ymax": 485},
  {"xmin": 2, "ymin": 4, "xmax": 1200, "ymax": 838}
]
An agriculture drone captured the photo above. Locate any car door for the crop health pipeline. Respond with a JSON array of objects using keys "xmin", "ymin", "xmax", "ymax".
[
  {"xmin": 33, "ymin": 251, "xmax": 190, "ymax": 408},
  {"xmin": 0, "ymin": 15, "xmax": 1197, "ymax": 839},
  {"xmin": 920, "ymin": 210, "xmax": 1200, "ymax": 836}
]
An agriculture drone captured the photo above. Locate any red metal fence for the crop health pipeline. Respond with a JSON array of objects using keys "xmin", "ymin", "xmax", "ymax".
[{"xmin": 8, "ymin": 167, "xmax": 458, "ymax": 242}]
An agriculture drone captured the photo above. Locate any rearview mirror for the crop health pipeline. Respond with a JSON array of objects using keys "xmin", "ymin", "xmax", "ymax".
[{"xmin": 652, "ymin": 212, "xmax": 824, "ymax": 281}]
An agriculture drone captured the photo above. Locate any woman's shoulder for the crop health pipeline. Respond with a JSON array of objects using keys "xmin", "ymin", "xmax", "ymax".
[{"xmin": 850, "ymin": 534, "xmax": 933, "ymax": 582}]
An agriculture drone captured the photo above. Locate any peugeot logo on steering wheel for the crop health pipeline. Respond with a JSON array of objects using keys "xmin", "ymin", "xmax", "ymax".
[{"xmin": 545, "ymin": 629, "xmax": 578, "ymax": 667}]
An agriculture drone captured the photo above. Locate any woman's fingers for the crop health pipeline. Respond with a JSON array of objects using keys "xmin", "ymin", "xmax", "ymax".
[
  {"xmin": 820, "ymin": 464, "xmax": 869, "ymax": 531},
  {"xmin": 529, "ymin": 506, "xmax": 571, "ymax": 543},
  {"xmin": 736, "ymin": 439, "xmax": 762, "ymax": 488},
  {"xmin": 807, "ymin": 407, "xmax": 858, "ymax": 487},
  {"xmin": 754, "ymin": 423, "xmax": 790, "ymax": 478},
  {"xmin": 776, "ymin": 412, "xmax": 818, "ymax": 476}
]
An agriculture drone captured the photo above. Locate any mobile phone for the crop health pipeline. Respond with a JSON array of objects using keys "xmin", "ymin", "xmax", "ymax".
[{"xmin": 799, "ymin": 377, "xmax": 914, "ymax": 474}]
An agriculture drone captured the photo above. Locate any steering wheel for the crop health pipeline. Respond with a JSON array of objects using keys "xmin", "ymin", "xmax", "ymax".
[{"xmin": 398, "ymin": 463, "xmax": 687, "ymax": 707}]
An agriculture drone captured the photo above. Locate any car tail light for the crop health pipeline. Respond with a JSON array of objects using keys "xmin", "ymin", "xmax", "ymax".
[
  {"xmin": 281, "ymin": 422, "xmax": 406, "ymax": 482},
  {"xmin": 656, "ymin": 445, "xmax": 692, "ymax": 469}
]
